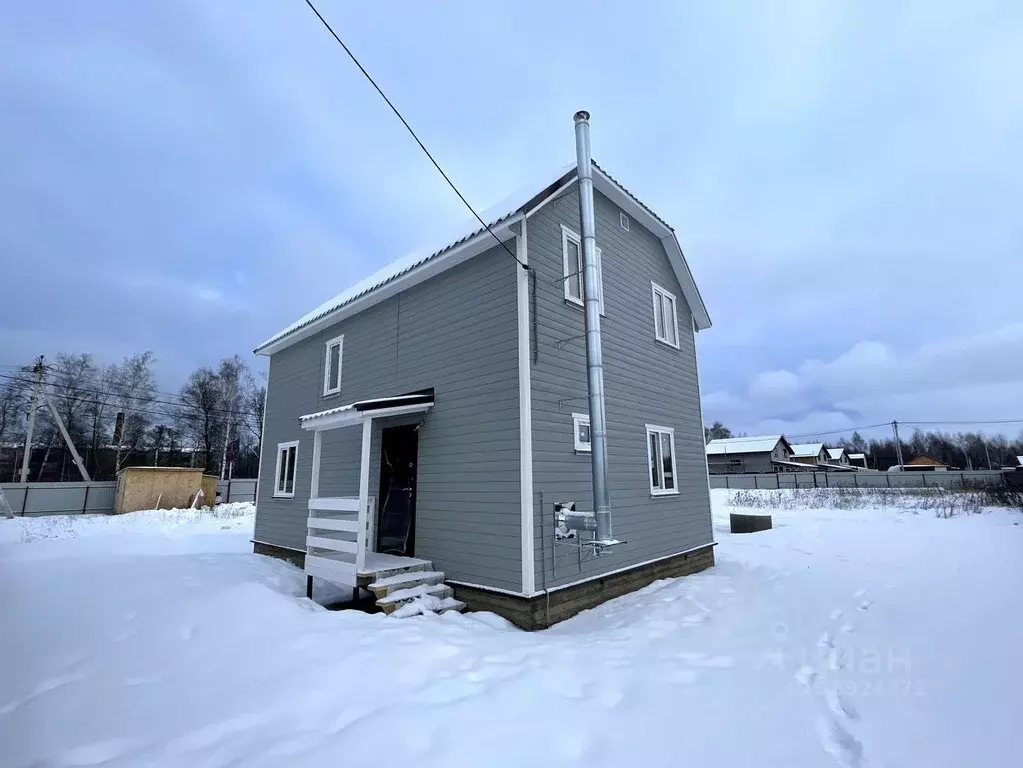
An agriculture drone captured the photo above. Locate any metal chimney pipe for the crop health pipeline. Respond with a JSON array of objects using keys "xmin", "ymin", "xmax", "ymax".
[{"xmin": 573, "ymin": 110, "xmax": 613, "ymax": 544}]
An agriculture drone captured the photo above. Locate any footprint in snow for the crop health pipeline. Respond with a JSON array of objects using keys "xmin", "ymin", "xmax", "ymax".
[
  {"xmin": 794, "ymin": 665, "xmax": 817, "ymax": 687},
  {"xmin": 857, "ymin": 599, "xmax": 872, "ymax": 611},
  {"xmin": 829, "ymin": 609, "xmax": 844, "ymax": 621},
  {"xmin": 825, "ymin": 687, "xmax": 860, "ymax": 722},
  {"xmin": 818, "ymin": 715, "xmax": 865, "ymax": 768}
]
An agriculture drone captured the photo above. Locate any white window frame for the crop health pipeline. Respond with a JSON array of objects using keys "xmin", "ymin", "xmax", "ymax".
[
  {"xmin": 645, "ymin": 424, "xmax": 679, "ymax": 496},
  {"xmin": 572, "ymin": 412, "xmax": 591, "ymax": 453},
  {"xmin": 273, "ymin": 440, "xmax": 299, "ymax": 499},
  {"xmin": 322, "ymin": 334, "xmax": 344, "ymax": 396},
  {"xmin": 561, "ymin": 225, "xmax": 604, "ymax": 314},
  {"xmin": 620, "ymin": 212, "xmax": 630, "ymax": 231},
  {"xmin": 651, "ymin": 282, "xmax": 680, "ymax": 349}
]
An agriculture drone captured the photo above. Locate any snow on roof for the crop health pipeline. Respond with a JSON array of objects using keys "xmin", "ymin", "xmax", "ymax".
[
  {"xmin": 256, "ymin": 163, "xmax": 574, "ymax": 353},
  {"xmin": 827, "ymin": 448, "xmax": 846, "ymax": 460},
  {"xmin": 255, "ymin": 160, "xmax": 711, "ymax": 354},
  {"xmin": 849, "ymin": 453, "xmax": 866, "ymax": 459},
  {"xmin": 706, "ymin": 436, "xmax": 784, "ymax": 455},
  {"xmin": 1016, "ymin": 455, "xmax": 1023, "ymax": 466},
  {"xmin": 791, "ymin": 443, "xmax": 826, "ymax": 458}
]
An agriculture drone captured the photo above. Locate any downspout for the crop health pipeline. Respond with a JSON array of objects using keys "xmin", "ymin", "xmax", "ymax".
[{"xmin": 574, "ymin": 111, "xmax": 613, "ymax": 545}]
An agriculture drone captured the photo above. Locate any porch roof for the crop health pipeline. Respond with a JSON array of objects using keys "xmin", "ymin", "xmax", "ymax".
[{"xmin": 300, "ymin": 390, "xmax": 435, "ymax": 431}]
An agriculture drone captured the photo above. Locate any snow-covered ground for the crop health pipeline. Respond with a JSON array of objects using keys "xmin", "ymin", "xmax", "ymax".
[{"xmin": 1, "ymin": 493, "xmax": 1020, "ymax": 767}]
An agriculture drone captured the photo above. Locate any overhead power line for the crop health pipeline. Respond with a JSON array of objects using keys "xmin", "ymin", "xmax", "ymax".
[
  {"xmin": 298, "ymin": 0, "xmax": 528, "ymax": 271},
  {"xmin": 0, "ymin": 371, "xmax": 255, "ymax": 420}
]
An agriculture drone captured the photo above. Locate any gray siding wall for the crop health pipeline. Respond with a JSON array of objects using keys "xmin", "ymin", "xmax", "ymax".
[
  {"xmin": 707, "ymin": 451, "xmax": 774, "ymax": 474},
  {"xmin": 255, "ymin": 244, "xmax": 523, "ymax": 591},
  {"xmin": 528, "ymin": 186, "xmax": 713, "ymax": 589}
]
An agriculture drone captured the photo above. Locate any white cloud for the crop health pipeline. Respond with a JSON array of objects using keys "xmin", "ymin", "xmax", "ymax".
[{"xmin": 705, "ymin": 324, "xmax": 1023, "ymax": 438}]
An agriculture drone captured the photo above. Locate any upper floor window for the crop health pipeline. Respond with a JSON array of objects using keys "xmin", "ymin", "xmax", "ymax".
[
  {"xmin": 274, "ymin": 440, "xmax": 299, "ymax": 498},
  {"xmin": 323, "ymin": 335, "xmax": 344, "ymax": 395},
  {"xmin": 646, "ymin": 424, "xmax": 678, "ymax": 495},
  {"xmin": 620, "ymin": 212, "xmax": 630, "ymax": 231},
  {"xmin": 572, "ymin": 412, "xmax": 591, "ymax": 453},
  {"xmin": 651, "ymin": 283, "xmax": 679, "ymax": 348},
  {"xmin": 562, "ymin": 225, "xmax": 604, "ymax": 313}
]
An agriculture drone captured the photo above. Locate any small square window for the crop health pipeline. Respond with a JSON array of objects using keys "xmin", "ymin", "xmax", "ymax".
[
  {"xmin": 323, "ymin": 335, "xmax": 343, "ymax": 395},
  {"xmin": 620, "ymin": 212, "xmax": 630, "ymax": 231},
  {"xmin": 651, "ymin": 283, "xmax": 679, "ymax": 349},
  {"xmin": 572, "ymin": 413, "xmax": 591, "ymax": 452},
  {"xmin": 274, "ymin": 440, "xmax": 299, "ymax": 498},
  {"xmin": 646, "ymin": 425, "xmax": 678, "ymax": 495},
  {"xmin": 561, "ymin": 225, "xmax": 604, "ymax": 314}
]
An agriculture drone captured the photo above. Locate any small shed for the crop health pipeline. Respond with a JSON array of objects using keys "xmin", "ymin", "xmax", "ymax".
[{"xmin": 114, "ymin": 467, "xmax": 218, "ymax": 513}]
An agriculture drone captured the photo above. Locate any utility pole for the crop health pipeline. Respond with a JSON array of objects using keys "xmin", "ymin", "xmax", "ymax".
[
  {"xmin": 984, "ymin": 441, "xmax": 993, "ymax": 470},
  {"xmin": 19, "ymin": 356, "xmax": 45, "ymax": 483},
  {"xmin": 891, "ymin": 420, "xmax": 905, "ymax": 468}
]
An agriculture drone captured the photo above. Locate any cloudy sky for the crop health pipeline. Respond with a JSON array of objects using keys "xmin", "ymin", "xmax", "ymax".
[{"xmin": 2, "ymin": 1, "xmax": 1020, "ymax": 442}]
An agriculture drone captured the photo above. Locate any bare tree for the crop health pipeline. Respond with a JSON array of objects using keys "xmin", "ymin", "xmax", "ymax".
[
  {"xmin": 47, "ymin": 354, "xmax": 98, "ymax": 480},
  {"xmin": 178, "ymin": 367, "xmax": 222, "ymax": 473},
  {"xmin": 216, "ymin": 356, "xmax": 247, "ymax": 479},
  {"xmin": 244, "ymin": 372, "xmax": 266, "ymax": 460},
  {"xmin": 110, "ymin": 352, "xmax": 157, "ymax": 472}
]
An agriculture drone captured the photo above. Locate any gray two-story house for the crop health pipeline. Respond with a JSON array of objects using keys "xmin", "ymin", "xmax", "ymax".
[{"xmin": 252, "ymin": 160, "xmax": 714, "ymax": 628}]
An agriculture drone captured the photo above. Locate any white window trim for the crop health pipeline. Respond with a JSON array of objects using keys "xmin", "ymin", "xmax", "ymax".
[
  {"xmin": 620, "ymin": 212, "xmax": 630, "ymax": 231},
  {"xmin": 322, "ymin": 334, "xmax": 344, "ymax": 396},
  {"xmin": 572, "ymin": 412, "xmax": 591, "ymax": 453},
  {"xmin": 645, "ymin": 424, "xmax": 679, "ymax": 496},
  {"xmin": 273, "ymin": 440, "xmax": 299, "ymax": 499},
  {"xmin": 561, "ymin": 225, "xmax": 604, "ymax": 314},
  {"xmin": 651, "ymin": 282, "xmax": 680, "ymax": 349}
]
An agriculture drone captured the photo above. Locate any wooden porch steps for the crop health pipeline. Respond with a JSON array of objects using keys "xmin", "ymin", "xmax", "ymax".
[{"xmin": 364, "ymin": 560, "xmax": 465, "ymax": 617}]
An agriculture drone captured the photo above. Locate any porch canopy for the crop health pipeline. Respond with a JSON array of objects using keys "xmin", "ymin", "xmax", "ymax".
[
  {"xmin": 299, "ymin": 389, "xmax": 434, "ymax": 583},
  {"xmin": 299, "ymin": 389, "xmax": 435, "ymax": 432}
]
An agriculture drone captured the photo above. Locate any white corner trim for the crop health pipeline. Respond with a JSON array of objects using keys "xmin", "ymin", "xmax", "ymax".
[
  {"xmin": 516, "ymin": 218, "xmax": 536, "ymax": 596},
  {"xmin": 322, "ymin": 335, "xmax": 344, "ymax": 396}
]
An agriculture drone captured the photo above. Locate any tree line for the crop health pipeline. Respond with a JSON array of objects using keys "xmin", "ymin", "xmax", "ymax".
[
  {"xmin": 0, "ymin": 353, "xmax": 265, "ymax": 482},
  {"xmin": 704, "ymin": 421, "xmax": 1023, "ymax": 471}
]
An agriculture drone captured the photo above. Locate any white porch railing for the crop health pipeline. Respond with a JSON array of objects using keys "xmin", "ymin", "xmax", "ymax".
[{"xmin": 306, "ymin": 495, "xmax": 375, "ymax": 586}]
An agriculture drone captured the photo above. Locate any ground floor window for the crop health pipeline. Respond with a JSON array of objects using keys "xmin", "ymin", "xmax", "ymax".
[
  {"xmin": 572, "ymin": 412, "xmax": 591, "ymax": 452},
  {"xmin": 274, "ymin": 440, "xmax": 299, "ymax": 498},
  {"xmin": 646, "ymin": 425, "xmax": 678, "ymax": 495}
]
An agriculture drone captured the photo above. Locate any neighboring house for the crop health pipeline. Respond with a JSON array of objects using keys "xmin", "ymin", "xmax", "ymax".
[
  {"xmin": 705, "ymin": 435, "xmax": 794, "ymax": 474},
  {"xmin": 791, "ymin": 443, "xmax": 828, "ymax": 466},
  {"xmin": 896, "ymin": 455, "xmax": 950, "ymax": 472},
  {"xmin": 252, "ymin": 159, "xmax": 714, "ymax": 629},
  {"xmin": 826, "ymin": 447, "xmax": 850, "ymax": 466},
  {"xmin": 848, "ymin": 452, "xmax": 868, "ymax": 469},
  {"xmin": 1015, "ymin": 455, "xmax": 1023, "ymax": 468}
]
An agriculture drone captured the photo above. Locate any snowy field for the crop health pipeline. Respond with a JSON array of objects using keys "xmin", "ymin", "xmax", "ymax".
[{"xmin": 1, "ymin": 493, "xmax": 1020, "ymax": 768}]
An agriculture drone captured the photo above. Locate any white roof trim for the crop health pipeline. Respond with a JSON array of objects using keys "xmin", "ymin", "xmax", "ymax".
[{"xmin": 256, "ymin": 160, "xmax": 710, "ymax": 356}]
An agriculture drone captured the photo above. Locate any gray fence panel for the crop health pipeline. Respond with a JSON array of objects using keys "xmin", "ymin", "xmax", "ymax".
[
  {"xmin": 0, "ymin": 482, "xmax": 118, "ymax": 516},
  {"xmin": 216, "ymin": 479, "xmax": 257, "ymax": 504},
  {"xmin": 708, "ymin": 469, "xmax": 1008, "ymax": 492}
]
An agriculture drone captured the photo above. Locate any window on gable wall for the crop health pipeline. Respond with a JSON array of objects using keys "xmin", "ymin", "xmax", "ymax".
[
  {"xmin": 561, "ymin": 225, "xmax": 604, "ymax": 313},
  {"xmin": 572, "ymin": 413, "xmax": 591, "ymax": 452},
  {"xmin": 646, "ymin": 424, "xmax": 678, "ymax": 495},
  {"xmin": 274, "ymin": 440, "xmax": 299, "ymax": 498},
  {"xmin": 323, "ymin": 335, "xmax": 343, "ymax": 396},
  {"xmin": 651, "ymin": 282, "xmax": 679, "ymax": 348}
]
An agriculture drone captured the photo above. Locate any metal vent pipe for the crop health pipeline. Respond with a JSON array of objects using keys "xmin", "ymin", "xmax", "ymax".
[{"xmin": 573, "ymin": 110, "xmax": 613, "ymax": 544}]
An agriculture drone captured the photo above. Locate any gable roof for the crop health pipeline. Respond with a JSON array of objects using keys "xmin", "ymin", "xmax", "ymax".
[
  {"xmin": 791, "ymin": 442, "xmax": 826, "ymax": 458},
  {"xmin": 706, "ymin": 435, "xmax": 788, "ymax": 455},
  {"xmin": 255, "ymin": 161, "xmax": 711, "ymax": 355},
  {"xmin": 827, "ymin": 447, "xmax": 848, "ymax": 461}
]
